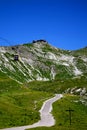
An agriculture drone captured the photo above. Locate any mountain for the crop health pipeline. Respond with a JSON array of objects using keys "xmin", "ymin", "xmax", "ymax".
[
  {"xmin": 0, "ymin": 40, "xmax": 87, "ymax": 129},
  {"xmin": 0, "ymin": 40, "xmax": 87, "ymax": 83}
]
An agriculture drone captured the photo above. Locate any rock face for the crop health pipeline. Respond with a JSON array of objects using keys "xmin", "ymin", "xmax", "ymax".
[{"xmin": 0, "ymin": 40, "xmax": 87, "ymax": 83}]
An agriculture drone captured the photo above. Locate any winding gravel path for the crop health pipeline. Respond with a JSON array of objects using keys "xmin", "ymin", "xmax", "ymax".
[{"xmin": 1, "ymin": 94, "xmax": 63, "ymax": 130}]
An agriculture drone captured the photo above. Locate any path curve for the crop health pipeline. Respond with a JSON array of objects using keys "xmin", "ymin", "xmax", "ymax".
[{"xmin": 1, "ymin": 94, "xmax": 63, "ymax": 130}]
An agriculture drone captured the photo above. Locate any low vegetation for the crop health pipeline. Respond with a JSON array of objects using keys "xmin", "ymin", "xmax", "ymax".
[
  {"xmin": 0, "ymin": 72, "xmax": 53, "ymax": 129},
  {"xmin": 0, "ymin": 90, "xmax": 52, "ymax": 129},
  {"xmin": 71, "ymin": 47, "xmax": 87, "ymax": 56},
  {"xmin": 0, "ymin": 72, "xmax": 87, "ymax": 129},
  {"xmin": 27, "ymin": 95, "xmax": 87, "ymax": 130},
  {"xmin": 0, "ymin": 69, "xmax": 87, "ymax": 129},
  {"xmin": 0, "ymin": 41, "xmax": 87, "ymax": 130},
  {"xmin": 28, "ymin": 76, "xmax": 87, "ymax": 93}
]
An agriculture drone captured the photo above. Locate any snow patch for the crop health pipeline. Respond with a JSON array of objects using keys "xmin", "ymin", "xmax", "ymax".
[
  {"xmin": 74, "ymin": 66, "xmax": 82, "ymax": 76},
  {"xmin": 82, "ymin": 58, "xmax": 87, "ymax": 62},
  {"xmin": 75, "ymin": 88, "xmax": 82, "ymax": 93},
  {"xmin": 59, "ymin": 55, "xmax": 74, "ymax": 63},
  {"xmin": 46, "ymin": 52, "xmax": 57, "ymax": 60},
  {"xmin": 50, "ymin": 67, "xmax": 56, "ymax": 80},
  {"xmin": 62, "ymin": 62, "xmax": 69, "ymax": 66},
  {"xmin": 36, "ymin": 74, "xmax": 49, "ymax": 81}
]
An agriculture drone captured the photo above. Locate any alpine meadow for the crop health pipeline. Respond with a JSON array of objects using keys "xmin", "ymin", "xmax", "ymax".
[{"xmin": 0, "ymin": 40, "xmax": 87, "ymax": 130}]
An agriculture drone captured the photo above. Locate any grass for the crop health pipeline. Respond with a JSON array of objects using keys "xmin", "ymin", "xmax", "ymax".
[
  {"xmin": 0, "ymin": 71, "xmax": 87, "ymax": 129},
  {"xmin": 0, "ymin": 90, "xmax": 52, "ymax": 129},
  {"xmin": 23, "ymin": 43, "xmax": 33, "ymax": 47},
  {"xmin": 26, "ymin": 94, "xmax": 87, "ymax": 130},
  {"xmin": 0, "ymin": 71, "xmax": 53, "ymax": 129},
  {"xmin": 27, "ymin": 76, "xmax": 87, "ymax": 93},
  {"xmin": 75, "ymin": 58, "xmax": 87, "ymax": 73},
  {"xmin": 55, "ymin": 65, "xmax": 74, "ymax": 79},
  {"xmin": 71, "ymin": 47, "xmax": 87, "ymax": 57},
  {"xmin": 0, "ymin": 71, "xmax": 21, "ymax": 94}
]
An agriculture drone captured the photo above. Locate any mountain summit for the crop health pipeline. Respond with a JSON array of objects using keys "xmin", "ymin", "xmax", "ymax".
[{"xmin": 0, "ymin": 40, "xmax": 87, "ymax": 83}]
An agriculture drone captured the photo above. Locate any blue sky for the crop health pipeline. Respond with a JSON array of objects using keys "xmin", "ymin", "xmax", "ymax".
[{"xmin": 0, "ymin": 0, "xmax": 87, "ymax": 50}]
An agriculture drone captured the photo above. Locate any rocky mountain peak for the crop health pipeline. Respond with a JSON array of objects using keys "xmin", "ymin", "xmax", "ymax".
[{"xmin": 0, "ymin": 40, "xmax": 87, "ymax": 83}]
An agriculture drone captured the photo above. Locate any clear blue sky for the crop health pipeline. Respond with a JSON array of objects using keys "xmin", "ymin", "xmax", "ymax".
[{"xmin": 0, "ymin": 0, "xmax": 87, "ymax": 50}]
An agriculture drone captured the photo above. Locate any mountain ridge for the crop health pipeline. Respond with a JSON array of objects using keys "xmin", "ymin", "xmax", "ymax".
[{"xmin": 0, "ymin": 40, "xmax": 87, "ymax": 83}]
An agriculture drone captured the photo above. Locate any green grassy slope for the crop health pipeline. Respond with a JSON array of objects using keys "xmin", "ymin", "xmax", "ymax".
[
  {"xmin": 0, "ymin": 71, "xmax": 53, "ymax": 129},
  {"xmin": 28, "ymin": 76, "xmax": 87, "ymax": 93},
  {"xmin": 0, "ymin": 90, "xmax": 52, "ymax": 128},
  {"xmin": 0, "ymin": 71, "xmax": 21, "ymax": 93},
  {"xmin": 27, "ymin": 95, "xmax": 87, "ymax": 130},
  {"xmin": 0, "ymin": 70, "xmax": 87, "ymax": 129},
  {"xmin": 71, "ymin": 47, "xmax": 87, "ymax": 56},
  {"xmin": 0, "ymin": 42, "xmax": 87, "ymax": 129}
]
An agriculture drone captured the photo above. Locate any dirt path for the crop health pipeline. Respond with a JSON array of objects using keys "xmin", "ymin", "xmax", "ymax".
[{"xmin": 1, "ymin": 94, "xmax": 63, "ymax": 130}]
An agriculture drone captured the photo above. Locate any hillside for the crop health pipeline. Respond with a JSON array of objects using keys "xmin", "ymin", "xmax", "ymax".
[
  {"xmin": 0, "ymin": 40, "xmax": 87, "ymax": 83},
  {"xmin": 0, "ymin": 40, "xmax": 87, "ymax": 129}
]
